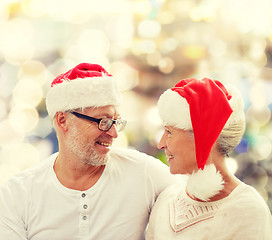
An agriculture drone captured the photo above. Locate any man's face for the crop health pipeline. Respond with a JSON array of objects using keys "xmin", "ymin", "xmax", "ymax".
[{"xmin": 65, "ymin": 106, "xmax": 120, "ymax": 166}]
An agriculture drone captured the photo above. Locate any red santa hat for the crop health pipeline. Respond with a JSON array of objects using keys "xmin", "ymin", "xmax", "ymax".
[
  {"xmin": 46, "ymin": 63, "xmax": 122, "ymax": 118},
  {"xmin": 158, "ymin": 78, "xmax": 244, "ymax": 201}
]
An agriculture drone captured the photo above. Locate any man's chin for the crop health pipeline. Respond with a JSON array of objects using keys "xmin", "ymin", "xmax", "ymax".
[{"xmin": 84, "ymin": 153, "xmax": 109, "ymax": 166}]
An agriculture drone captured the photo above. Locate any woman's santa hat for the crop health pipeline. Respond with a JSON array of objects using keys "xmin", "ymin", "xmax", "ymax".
[
  {"xmin": 46, "ymin": 63, "xmax": 122, "ymax": 119},
  {"xmin": 158, "ymin": 78, "xmax": 245, "ymax": 201}
]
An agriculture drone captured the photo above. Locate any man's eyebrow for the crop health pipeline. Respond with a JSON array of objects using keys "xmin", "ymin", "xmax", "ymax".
[{"xmin": 93, "ymin": 113, "xmax": 120, "ymax": 119}]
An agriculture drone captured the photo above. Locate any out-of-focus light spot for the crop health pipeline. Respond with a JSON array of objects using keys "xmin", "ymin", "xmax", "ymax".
[
  {"xmin": 157, "ymin": 11, "xmax": 175, "ymax": 24},
  {"xmin": 12, "ymin": 77, "xmax": 43, "ymax": 108},
  {"xmin": 197, "ymin": 60, "xmax": 210, "ymax": 76},
  {"xmin": 8, "ymin": 107, "xmax": 39, "ymax": 133},
  {"xmin": 0, "ymin": 18, "xmax": 34, "ymax": 65},
  {"xmin": 0, "ymin": 100, "xmax": 7, "ymax": 120},
  {"xmin": 248, "ymin": 38, "xmax": 266, "ymax": 60},
  {"xmin": 62, "ymin": 30, "xmax": 110, "ymax": 65},
  {"xmin": 265, "ymin": 123, "xmax": 272, "ymax": 142},
  {"xmin": 246, "ymin": 119, "xmax": 261, "ymax": 136},
  {"xmin": 131, "ymin": 40, "xmax": 141, "ymax": 56},
  {"xmin": 138, "ymin": 20, "xmax": 161, "ymax": 38},
  {"xmin": 246, "ymin": 105, "xmax": 271, "ymax": 126},
  {"xmin": 0, "ymin": 3, "xmax": 9, "ymax": 20},
  {"xmin": 0, "ymin": 18, "xmax": 33, "ymax": 47},
  {"xmin": 160, "ymin": 38, "xmax": 178, "ymax": 53},
  {"xmin": 58, "ymin": 1, "xmax": 92, "ymax": 23},
  {"xmin": 111, "ymin": 61, "xmax": 139, "ymax": 91},
  {"xmin": 243, "ymin": 166, "xmax": 269, "ymax": 192},
  {"xmin": 249, "ymin": 82, "xmax": 269, "ymax": 105},
  {"xmin": 146, "ymin": 106, "xmax": 162, "ymax": 128},
  {"xmin": 133, "ymin": 1, "xmax": 152, "ymax": 15},
  {"xmin": 189, "ymin": 2, "xmax": 218, "ymax": 22},
  {"xmin": 254, "ymin": 167, "xmax": 268, "ymax": 188},
  {"xmin": 120, "ymin": 91, "xmax": 143, "ymax": 123},
  {"xmin": 252, "ymin": 135, "xmax": 272, "ymax": 161},
  {"xmin": 8, "ymin": 143, "xmax": 40, "ymax": 171},
  {"xmin": 220, "ymin": 0, "xmax": 272, "ymax": 36},
  {"xmin": 182, "ymin": 45, "xmax": 206, "ymax": 60},
  {"xmin": 226, "ymin": 157, "xmax": 238, "ymax": 174},
  {"xmin": 158, "ymin": 57, "xmax": 175, "ymax": 73},
  {"xmin": 138, "ymin": 40, "xmax": 157, "ymax": 54},
  {"xmin": 4, "ymin": 44, "xmax": 34, "ymax": 66},
  {"xmin": 0, "ymin": 63, "xmax": 18, "ymax": 98},
  {"xmin": 106, "ymin": 15, "xmax": 134, "ymax": 49},
  {"xmin": 18, "ymin": 60, "xmax": 48, "ymax": 85},
  {"xmin": 0, "ymin": 120, "xmax": 24, "ymax": 147},
  {"xmin": 209, "ymin": 39, "xmax": 227, "ymax": 57},
  {"xmin": 146, "ymin": 51, "xmax": 162, "ymax": 66},
  {"xmin": 78, "ymin": 29, "xmax": 110, "ymax": 56},
  {"xmin": 21, "ymin": 0, "xmax": 46, "ymax": 17},
  {"xmin": 43, "ymin": 1, "xmax": 89, "ymax": 23},
  {"xmin": 66, "ymin": 0, "xmax": 132, "ymax": 15}
]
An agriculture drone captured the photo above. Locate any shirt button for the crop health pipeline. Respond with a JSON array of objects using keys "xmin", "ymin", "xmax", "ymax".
[
  {"xmin": 83, "ymin": 216, "xmax": 87, "ymax": 220},
  {"xmin": 83, "ymin": 204, "xmax": 88, "ymax": 209},
  {"xmin": 81, "ymin": 193, "xmax": 86, "ymax": 198}
]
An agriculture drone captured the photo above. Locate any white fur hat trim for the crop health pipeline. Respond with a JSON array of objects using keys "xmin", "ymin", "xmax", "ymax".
[
  {"xmin": 157, "ymin": 89, "xmax": 192, "ymax": 130},
  {"xmin": 46, "ymin": 76, "xmax": 122, "ymax": 119},
  {"xmin": 186, "ymin": 164, "xmax": 224, "ymax": 201}
]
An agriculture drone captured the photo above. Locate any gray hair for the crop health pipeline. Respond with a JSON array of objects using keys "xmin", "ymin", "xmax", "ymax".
[
  {"xmin": 216, "ymin": 84, "xmax": 246, "ymax": 156},
  {"xmin": 217, "ymin": 119, "xmax": 245, "ymax": 156}
]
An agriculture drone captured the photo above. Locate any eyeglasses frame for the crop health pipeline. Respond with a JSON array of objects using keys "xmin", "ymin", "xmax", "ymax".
[{"xmin": 70, "ymin": 111, "xmax": 127, "ymax": 132}]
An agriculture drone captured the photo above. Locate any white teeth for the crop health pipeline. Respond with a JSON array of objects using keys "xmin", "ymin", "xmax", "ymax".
[{"xmin": 98, "ymin": 142, "xmax": 111, "ymax": 147}]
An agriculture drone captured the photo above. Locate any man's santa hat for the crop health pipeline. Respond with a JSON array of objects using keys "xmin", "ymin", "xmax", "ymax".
[
  {"xmin": 158, "ymin": 78, "xmax": 245, "ymax": 201},
  {"xmin": 46, "ymin": 63, "xmax": 122, "ymax": 119}
]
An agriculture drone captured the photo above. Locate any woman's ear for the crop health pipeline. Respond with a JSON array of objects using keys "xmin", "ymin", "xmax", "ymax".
[{"xmin": 55, "ymin": 112, "xmax": 69, "ymax": 132}]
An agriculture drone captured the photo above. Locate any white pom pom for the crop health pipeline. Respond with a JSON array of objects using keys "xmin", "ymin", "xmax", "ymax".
[{"xmin": 186, "ymin": 164, "xmax": 224, "ymax": 201}]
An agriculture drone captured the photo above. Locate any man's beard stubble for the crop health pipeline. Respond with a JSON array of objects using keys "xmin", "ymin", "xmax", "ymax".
[{"xmin": 66, "ymin": 126, "xmax": 109, "ymax": 166}]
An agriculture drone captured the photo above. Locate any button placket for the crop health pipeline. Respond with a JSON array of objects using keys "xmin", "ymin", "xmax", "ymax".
[{"xmin": 79, "ymin": 192, "xmax": 90, "ymax": 236}]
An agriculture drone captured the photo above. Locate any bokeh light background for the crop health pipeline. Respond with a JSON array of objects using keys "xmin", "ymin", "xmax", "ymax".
[{"xmin": 0, "ymin": 0, "xmax": 272, "ymax": 212}]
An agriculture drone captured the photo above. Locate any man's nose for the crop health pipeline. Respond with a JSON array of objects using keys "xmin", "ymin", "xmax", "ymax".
[{"xmin": 105, "ymin": 124, "xmax": 118, "ymax": 138}]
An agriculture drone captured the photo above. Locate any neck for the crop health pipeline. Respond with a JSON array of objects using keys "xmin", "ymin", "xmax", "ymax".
[
  {"xmin": 186, "ymin": 164, "xmax": 241, "ymax": 202},
  {"xmin": 53, "ymin": 152, "xmax": 105, "ymax": 191},
  {"xmin": 208, "ymin": 173, "xmax": 240, "ymax": 201}
]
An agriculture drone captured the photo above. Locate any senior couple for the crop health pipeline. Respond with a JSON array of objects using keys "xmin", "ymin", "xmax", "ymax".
[{"xmin": 0, "ymin": 63, "xmax": 271, "ymax": 239}]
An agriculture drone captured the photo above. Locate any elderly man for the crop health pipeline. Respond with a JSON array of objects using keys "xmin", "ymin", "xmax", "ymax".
[{"xmin": 0, "ymin": 63, "xmax": 178, "ymax": 240}]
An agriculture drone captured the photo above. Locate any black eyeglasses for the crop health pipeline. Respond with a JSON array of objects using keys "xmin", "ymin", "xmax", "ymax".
[{"xmin": 70, "ymin": 111, "xmax": 127, "ymax": 132}]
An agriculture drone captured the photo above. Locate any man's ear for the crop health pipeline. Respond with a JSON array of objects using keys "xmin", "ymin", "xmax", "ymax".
[{"xmin": 55, "ymin": 112, "xmax": 69, "ymax": 132}]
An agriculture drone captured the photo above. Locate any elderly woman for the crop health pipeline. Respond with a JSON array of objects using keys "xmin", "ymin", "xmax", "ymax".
[{"xmin": 146, "ymin": 78, "xmax": 272, "ymax": 239}]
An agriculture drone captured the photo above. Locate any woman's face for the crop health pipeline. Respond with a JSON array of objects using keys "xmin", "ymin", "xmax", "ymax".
[{"xmin": 157, "ymin": 126, "xmax": 198, "ymax": 174}]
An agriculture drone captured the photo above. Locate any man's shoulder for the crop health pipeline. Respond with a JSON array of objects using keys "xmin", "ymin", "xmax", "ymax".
[
  {"xmin": 159, "ymin": 181, "xmax": 186, "ymax": 198},
  {"xmin": 109, "ymin": 147, "xmax": 158, "ymax": 164},
  {"xmin": 0, "ymin": 153, "xmax": 57, "ymax": 190},
  {"xmin": 108, "ymin": 147, "xmax": 173, "ymax": 176}
]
